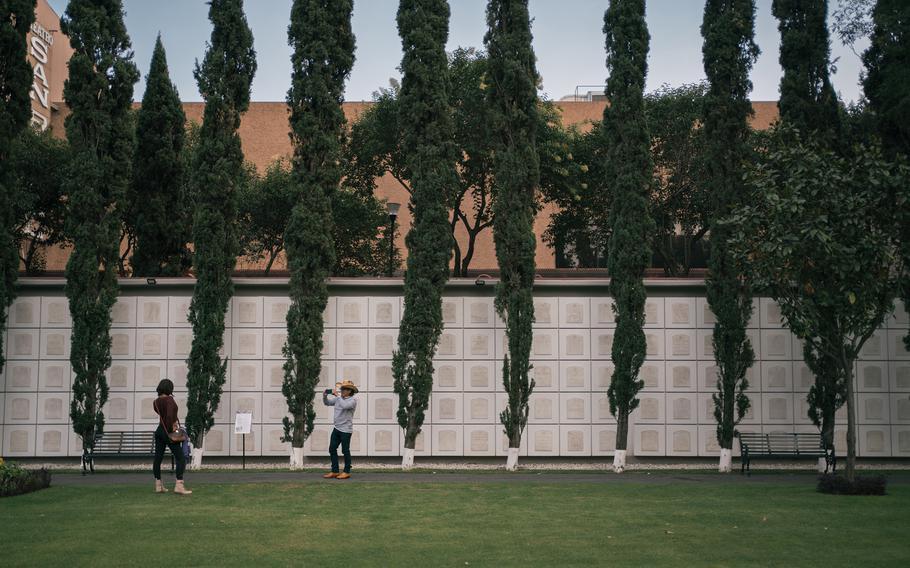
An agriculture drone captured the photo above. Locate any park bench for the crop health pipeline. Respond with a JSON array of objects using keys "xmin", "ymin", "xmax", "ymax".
[
  {"xmin": 82, "ymin": 431, "xmax": 173, "ymax": 475},
  {"xmin": 736, "ymin": 432, "xmax": 834, "ymax": 475}
]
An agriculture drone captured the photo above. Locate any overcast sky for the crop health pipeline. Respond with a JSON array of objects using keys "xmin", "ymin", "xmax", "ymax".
[{"xmin": 46, "ymin": 0, "xmax": 869, "ymax": 104}]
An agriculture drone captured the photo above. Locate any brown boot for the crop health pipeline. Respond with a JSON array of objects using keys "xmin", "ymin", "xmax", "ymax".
[
  {"xmin": 336, "ymin": 472, "xmax": 351, "ymax": 480},
  {"xmin": 155, "ymin": 479, "xmax": 168, "ymax": 493},
  {"xmin": 323, "ymin": 472, "xmax": 339, "ymax": 479},
  {"xmin": 174, "ymin": 480, "xmax": 192, "ymax": 495}
]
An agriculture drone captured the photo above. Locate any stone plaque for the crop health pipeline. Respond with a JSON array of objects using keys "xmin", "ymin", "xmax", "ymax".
[
  {"xmin": 45, "ymin": 365, "xmax": 65, "ymax": 388},
  {"xmin": 342, "ymin": 365, "xmax": 361, "ymax": 382},
  {"xmin": 866, "ymin": 430, "xmax": 885, "ymax": 453},
  {"xmin": 235, "ymin": 397, "xmax": 255, "ymax": 415},
  {"xmin": 269, "ymin": 334, "xmax": 286, "ymax": 356},
  {"xmin": 863, "ymin": 366, "xmax": 882, "ymax": 389},
  {"xmin": 438, "ymin": 365, "xmax": 456, "ymax": 388},
  {"xmin": 175, "ymin": 332, "xmax": 191, "ymax": 356},
  {"xmin": 768, "ymin": 334, "xmax": 787, "ymax": 357},
  {"xmin": 535, "ymin": 302, "xmax": 552, "ymax": 324},
  {"xmin": 11, "ymin": 431, "xmax": 29, "ymax": 452},
  {"xmin": 470, "ymin": 397, "xmax": 489, "ymax": 420},
  {"xmin": 376, "ymin": 366, "xmax": 393, "ymax": 387},
  {"xmin": 438, "ymin": 333, "xmax": 456, "ymax": 356},
  {"xmin": 12, "ymin": 398, "xmax": 31, "ymax": 420},
  {"xmin": 469, "ymin": 365, "xmax": 489, "ymax": 388},
  {"xmin": 109, "ymin": 398, "xmax": 127, "ymax": 420},
  {"xmin": 597, "ymin": 303, "xmax": 615, "ymax": 325},
  {"xmin": 567, "ymin": 430, "xmax": 584, "ymax": 452},
  {"xmin": 143, "ymin": 302, "xmax": 162, "ymax": 324},
  {"xmin": 141, "ymin": 401, "xmax": 157, "ymax": 420},
  {"xmin": 865, "ymin": 398, "xmax": 884, "ymax": 421},
  {"xmin": 442, "ymin": 301, "xmax": 457, "ymax": 324},
  {"xmin": 341, "ymin": 334, "xmax": 361, "ymax": 356},
  {"xmin": 111, "ymin": 301, "xmax": 130, "ymax": 324},
  {"xmin": 640, "ymin": 430, "xmax": 659, "ymax": 452},
  {"xmin": 532, "ymin": 334, "xmax": 553, "ymax": 356},
  {"xmin": 43, "ymin": 430, "xmax": 62, "ymax": 453},
  {"xmin": 142, "ymin": 333, "xmax": 162, "ymax": 356},
  {"xmin": 238, "ymin": 333, "xmax": 258, "ymax": 356},
  {"xmin": 897, "ymin": 399, "xmax": 910, "ymax": 421},
  {"xmin": 767, "ymin": 302, "xmax": 782, "ymax": 324},
  {"xmin": 642, "ymin": 365, "xmax": 659, "ymax": 388},
  {"xmin": 342, "ymin": 302, "xmax": 361, "ymax": 324},
  {"xmin": 799, "ymin": 365, "xmax": 813, "ymax": 389},
  {"xmin": 142, "ymin": 365, "xmax": 161, "ymax": 387},
  {"xmin": 597, "ymin": 334, "xmax": 613, "ymax": 357},
  {"xmin": 596, "ymin": 366, "xmax": 612, "ymax": 389},
  {"xmin": 269, "ymin": 365, "xmax": 284, "ymax": 387},
  {"xmin": 672, "ymin": 366, "xmax": 691, "ymax": 388},
  {"xmin": 566, "ymin": 398, "xmax": 585, "ymax": 420},
  {"xmin": 14, "ymin": 333, "xmax": 33, "ymax": 356},
  {"xmin": 646, "ymin": 333, "xmax": 660, "ymax": 356},
  {"xmin": 671, "ymin": 334, "xmax": 690, "ymax": 357},
  {"xmin": 898, "ymin": 367, "xmax": 910, "ymax": 390},
  {"xmin": 704, "ymin": 365, "xmax": 719, "ymax": 389},
  {"xmin": 44, "ymin": 398, "xmax": 63, "ymax": 420},
  {"xmin": 565, "ymin": 303, "xmax": 583, "ymax": 324},
  {"xmin": 269, "ymin": 398, "xmax": 286, "ymax": 420},
  {"xmin": 237, "ymin": 365, "xmax": 257, "ymax": 388},
  {"xmin": 534, "ymin": 430, "xmax": 553, "ymax": 452},
  {"xmin": 15, "ymin": 302, "xmax": 34, "ymax": 324},
  {"xmin": 535, "ymin": 366, "xmax": 553, "ymax": 388},
  {"xmin": 469, "ymin": 302, "xmax": 489, "ymax": 324},
  {"xmin": 672, "ymin": 430, "xmax": 691, "ymax": 453},
  {"xmin": 645, "ymin": 302, "xmax": 658, "ymax": 324},
  {"xmin": 311, "ymin": 430, "xmax": 328, "ymax": 449},
  {"xmin": 566, "ymin": 334, "xmax": 584, "ymax": 356},
  {"xmin": 533, "ymin": 398, "xmax": 553, "ymax": 420},
  {"xmin": 703, "ymin": 334, "xmax": 714, "ymax": 357},
  {"xmin": 375, "ymin": 398, "xmax": 393, "ymax": 420},
  {"xmin": 597, "ymin": 397, "xmax": 611, "ymax": 420},
  {"xmin": 768, "ymin": 398, "xmax": 788, "ymax": 420},
  {"xmin": 469, "ymin": 334, "xmax": 489, "ymax": 356},
  {"xmin": 640, "ymin": 398, "xmax": 659, "ymax": 420},
  {"xmin": 566, "ymin": 366, "xmax": 585, "ymax": 388},
  {"xmin": 899, "ymin": 431, "xmax": 910, "ymax": 452},
  {"xmin": 439, "ymin": 398, "xmax": 456, "ymax": 420},
  {"xmin": 271, "ymin": 302, "xmax": 289, "ymax": 323},
  {"xmin": 12, "ymin": 366, "xmax": 32, "ymax": 388},
  {"xmin": 598, "ymin": 430, "xmax": 615, "ymax": 452},
  {"xmin": 703, "ymin": 304, "xmax": 716, "ymax": 325},
  {"xmin": 375, "ymin": 334, "xmax": 393, "ymax": 356},
  {"xmin": 438, "ymin": 430, "xmax": 457, "ymax": 451},
  {"xmin": 671, "ymin": 302, "xmax": 690, "ymax": 325},
  {"xmin": 47, "ymin": 302, "xmax": 66, "ymax": 324},
  {"xmin": 237, "ymin": 301, "xmax": 257, "ymax": 324},
  {"xmin": 375, "ymin": 430, "xmax": 393, "ymax": 452},
  {"xmin": 375, "ymin": 302, "xmax": 393, "ymax": 324},
  {"xmin": 470, "ymin": 430, "xmax": 489, "ymax": 452},
  {"xmin": 672, "ymin": 398, "xmax": 691, "ymax": 421},
  {"xmin": 768, "ymin": 365, "xmax": 787, "ymax": 389},
  {"xmin": 111, "ymin": 333, "xmax": 130, "ymax": 356}
]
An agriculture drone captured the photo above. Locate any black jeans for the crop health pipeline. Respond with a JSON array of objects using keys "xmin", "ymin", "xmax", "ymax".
[
  {"xmin": 153, "ymin": 425, "xmax": 186, "ymax": 481},
  {"xmin": 329, "ymin": 428, "xmax": 352, "ymax": 473}
]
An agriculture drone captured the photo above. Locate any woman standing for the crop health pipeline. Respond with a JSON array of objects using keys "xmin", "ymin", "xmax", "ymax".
[{"xmin": 153, "ymin": 379, "xmax": 191, "ymax": 495}]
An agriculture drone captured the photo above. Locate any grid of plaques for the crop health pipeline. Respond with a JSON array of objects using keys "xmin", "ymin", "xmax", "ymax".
[{"xmin": 2, "ymin": 291, "xmax": 909, "ymax": 459}]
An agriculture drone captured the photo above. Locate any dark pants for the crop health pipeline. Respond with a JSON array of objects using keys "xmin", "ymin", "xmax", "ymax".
[
  {"xmin": 154, "ymin": 425, "xmax": 186, "ymax": 481},
  {"xmin": 329, "ymin": 428, "xmax": 352, "ymax": 473}
]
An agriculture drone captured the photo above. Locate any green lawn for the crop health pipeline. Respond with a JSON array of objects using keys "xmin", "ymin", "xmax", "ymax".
[{"xmin": 2, "ymin": 480, "xmax": 908, "ymax": 567}]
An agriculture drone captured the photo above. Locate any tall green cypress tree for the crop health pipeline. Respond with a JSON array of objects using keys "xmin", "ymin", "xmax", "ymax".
[
  {"xmin": 484, "ymin": 0, "xmax": 539, "ymax": 471},
  {"xmin": 774, "ymin": 0, "xmax": 845, "ymax": 457},
  {"xmin": 392, "ymin": 0, "xmax": 456, "ymax": 469},
  {"xmin": 282, "ymin": 0, "xmax": 354, "ymax": 468},
  {"xmin": 0, "ymin": 0, "xmax": 36, "ymax": 373},
  {"xmin": 185, "ymin": 0, "xmax": 256, "ymax": 466},
  {"xmin": 602, "ymin": 0, "xmax": 654, "ymax": 472},
  {"xmin": 862, "ymin": 0, "xmax": 910, "ymax": 347},
  {"xmin": 61, "ymin": 0, "xmax": 139, "ymax": 454},
  {"xmin": 130, "ymin": 35, "xmax": 190, "ymax": 277},
  {"xmin": 701, "ymin": 0, "xmax": 758, "ymax": 472}
]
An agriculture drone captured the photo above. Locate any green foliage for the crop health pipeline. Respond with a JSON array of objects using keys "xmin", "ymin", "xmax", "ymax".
[
  {"xmin": 0, "ymin": 459, "xmax": 51, "ymax": 498},
  {"xmin": 484, "ymin": 0, "xmax": 539, "ymax": 448},
  {"xmin": 238, "ymin": 159, "xmax": 294, "ymax": 275},
  {"xmin": 392, "ymin": 0, "xmax": 457, "ymax": 450},
  {"xmin": 61, "ymin": 0, "xmax": 139, "ymax": 452},
  {"xmin": 8, "ymin": 126, "xmax": 70, "ymax": 275},
  {"xmin": 130, "ymin": 36, "xmax": 191, "ymax": 277},
  {"xmin": 0, "ymin": 0, "xmax": 36, "ymax": 373},
  {"xmin": 282, "ymin": 0, "xmax": 355, "ymax": 448},
  {"xmin": 186, "ymin": 0, "xmax": 257, "ymax": 448},
  {"xmin": 701, "ymin": 0, "xmax": 759, "ymax": 451},
  {"xmin": 602, "ymin": 0, "xmax": 653, "ymax": 452},
  {"xmin": 728, "ymin": 129, "xmax": 908, "ymax": 481}
]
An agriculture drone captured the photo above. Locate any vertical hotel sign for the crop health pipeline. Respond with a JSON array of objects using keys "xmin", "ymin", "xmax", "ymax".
[{"xmin": 28, "ymin": 20, "xmax": 54, "ymax": 131}]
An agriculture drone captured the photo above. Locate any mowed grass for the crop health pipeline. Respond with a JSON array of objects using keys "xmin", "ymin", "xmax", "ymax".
[{"xmin": 2, "ymin": 480, "xmax": 909, "ymax": 567}]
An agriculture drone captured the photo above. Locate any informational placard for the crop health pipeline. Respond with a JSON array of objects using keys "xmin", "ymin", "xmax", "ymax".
[{"xmin": 234, "ymin": 412, "xmax": 253, "ymax": 435}]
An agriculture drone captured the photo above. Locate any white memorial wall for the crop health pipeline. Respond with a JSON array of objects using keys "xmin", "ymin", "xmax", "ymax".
[{"xmin": 2, "ymin": 281, "xmax": 910, "ymax": 460}]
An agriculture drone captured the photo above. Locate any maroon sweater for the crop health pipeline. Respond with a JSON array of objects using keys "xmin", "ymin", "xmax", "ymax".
[{"xmin": 153, "ymin": 396, "xmax": 179, "ymax": 433}]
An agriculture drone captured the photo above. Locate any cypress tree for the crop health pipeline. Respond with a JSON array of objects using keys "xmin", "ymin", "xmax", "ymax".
[
  {"xmin": 862, "ymin": 0, "xmax": 910, "ymax": 347},
  {"xmin": 392, "ymin": 0, "xmax": 457, "ymax": 469},
  {"xmin": 185, "ymin": 0, "xmax": 256, "ymax": 467},
  {"xmin": 774, "ymin": 0, "xmax": 845, "ymax": 457},
  {"xmin": 602, "ymin": 0, "xmax": 654, "ymax": 473},
  {"xmin": 61, "ymin": 0, "xmax": 139, "ymax": 454},
  {"xmin": 0, "ymin": 0, "xmax": 36, "ymax": 373},
  {"xmin": 130, "ymin": 35, "xmax": 190, "ymax": 277},
  {"xmin": 282, "ymin": 0, "xmax": 355, "ymax": 469},
  {"xmin": 484, "ymin": 0, "xmax": 539, "ymax": 471},
  {"xmin": 701, "ymin": 0, "xmax": 758, "ymax": 472}
]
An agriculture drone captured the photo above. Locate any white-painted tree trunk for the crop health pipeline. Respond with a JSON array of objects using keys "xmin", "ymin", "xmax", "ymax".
[
  {"xmin": 290, "ymin": 446, "xmax": 305, "ymax": 469},
  {"xmin": 817, "ymin": 457, "xmax": 827, "ymax": 473},
  {"xmin": 401, "ymin": 448, "xmax": 415, "ymax": 470},
  {"xmin": 718, "ymin": 448, "xmax": 733, "ymax": 473},
  {"xmin": 505, "ymin": 447, "xmax": 519, "ymax": 471},
  {"xmin": 613, "ymin": 450, "xmax": 627, "ymax": 473},
  {"xmin": 190, "ymin": 446, "xmax": 204, "ymax": 470}
]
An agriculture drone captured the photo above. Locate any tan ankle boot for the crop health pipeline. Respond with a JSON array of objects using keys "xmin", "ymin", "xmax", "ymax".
[
  {"xmin": 174, "ymin": 480, "xmax": 192, "ymax": 495},
  {"xmin": 155, "ymin": 479, "xmax": 168, "ymax": 493}
]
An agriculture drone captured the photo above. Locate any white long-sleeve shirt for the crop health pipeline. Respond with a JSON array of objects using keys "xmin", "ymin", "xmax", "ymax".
[{"xmin": 322, "ymin": 391, "xmax": 357, "ymax": 433}]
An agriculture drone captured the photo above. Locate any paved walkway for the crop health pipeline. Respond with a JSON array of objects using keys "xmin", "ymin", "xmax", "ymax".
[{"xmin": 52, "ymin": 470, "xmax": 910, "ymax": 487}]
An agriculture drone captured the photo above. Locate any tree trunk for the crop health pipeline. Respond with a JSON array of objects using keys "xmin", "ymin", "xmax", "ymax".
[
  {"xmin": 614, "ymin": 408, "xmax": 629, "ymax": 473},
  {"xmin": 191, "ymin": 437, "xmax": 205, "ymax": 470},
  {"xmin": 290, "ymin": 446, "xmax": 305, "ymax": 469},
  {"xmin": 844, "ymin": 358, "xmax": 857, "ymax": 482}
]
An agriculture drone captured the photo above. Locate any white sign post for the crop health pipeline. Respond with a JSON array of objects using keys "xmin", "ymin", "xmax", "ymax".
[{"xmin": 235, "ymin": 413, "xmax": 253, "ymax": 469}]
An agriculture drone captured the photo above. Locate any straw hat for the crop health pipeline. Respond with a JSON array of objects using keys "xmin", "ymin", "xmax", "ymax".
[{"xmin": 338, "ymin": 379, "xmax": 359, "ymax": 394}]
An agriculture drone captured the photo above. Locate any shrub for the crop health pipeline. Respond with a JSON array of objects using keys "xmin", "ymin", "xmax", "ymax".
[
  {"xmin": 0, "ymin": 459, "xmax": 52, "ymax": 498},
  {"xmin": 817, "ymin": 473, "xmax": 887, "ymax": 496}
]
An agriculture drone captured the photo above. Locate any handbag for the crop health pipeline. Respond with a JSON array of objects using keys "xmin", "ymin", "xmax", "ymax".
[{"xmin": 157, "ymin": 399, "xmax": 187, "ymax": 443}]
